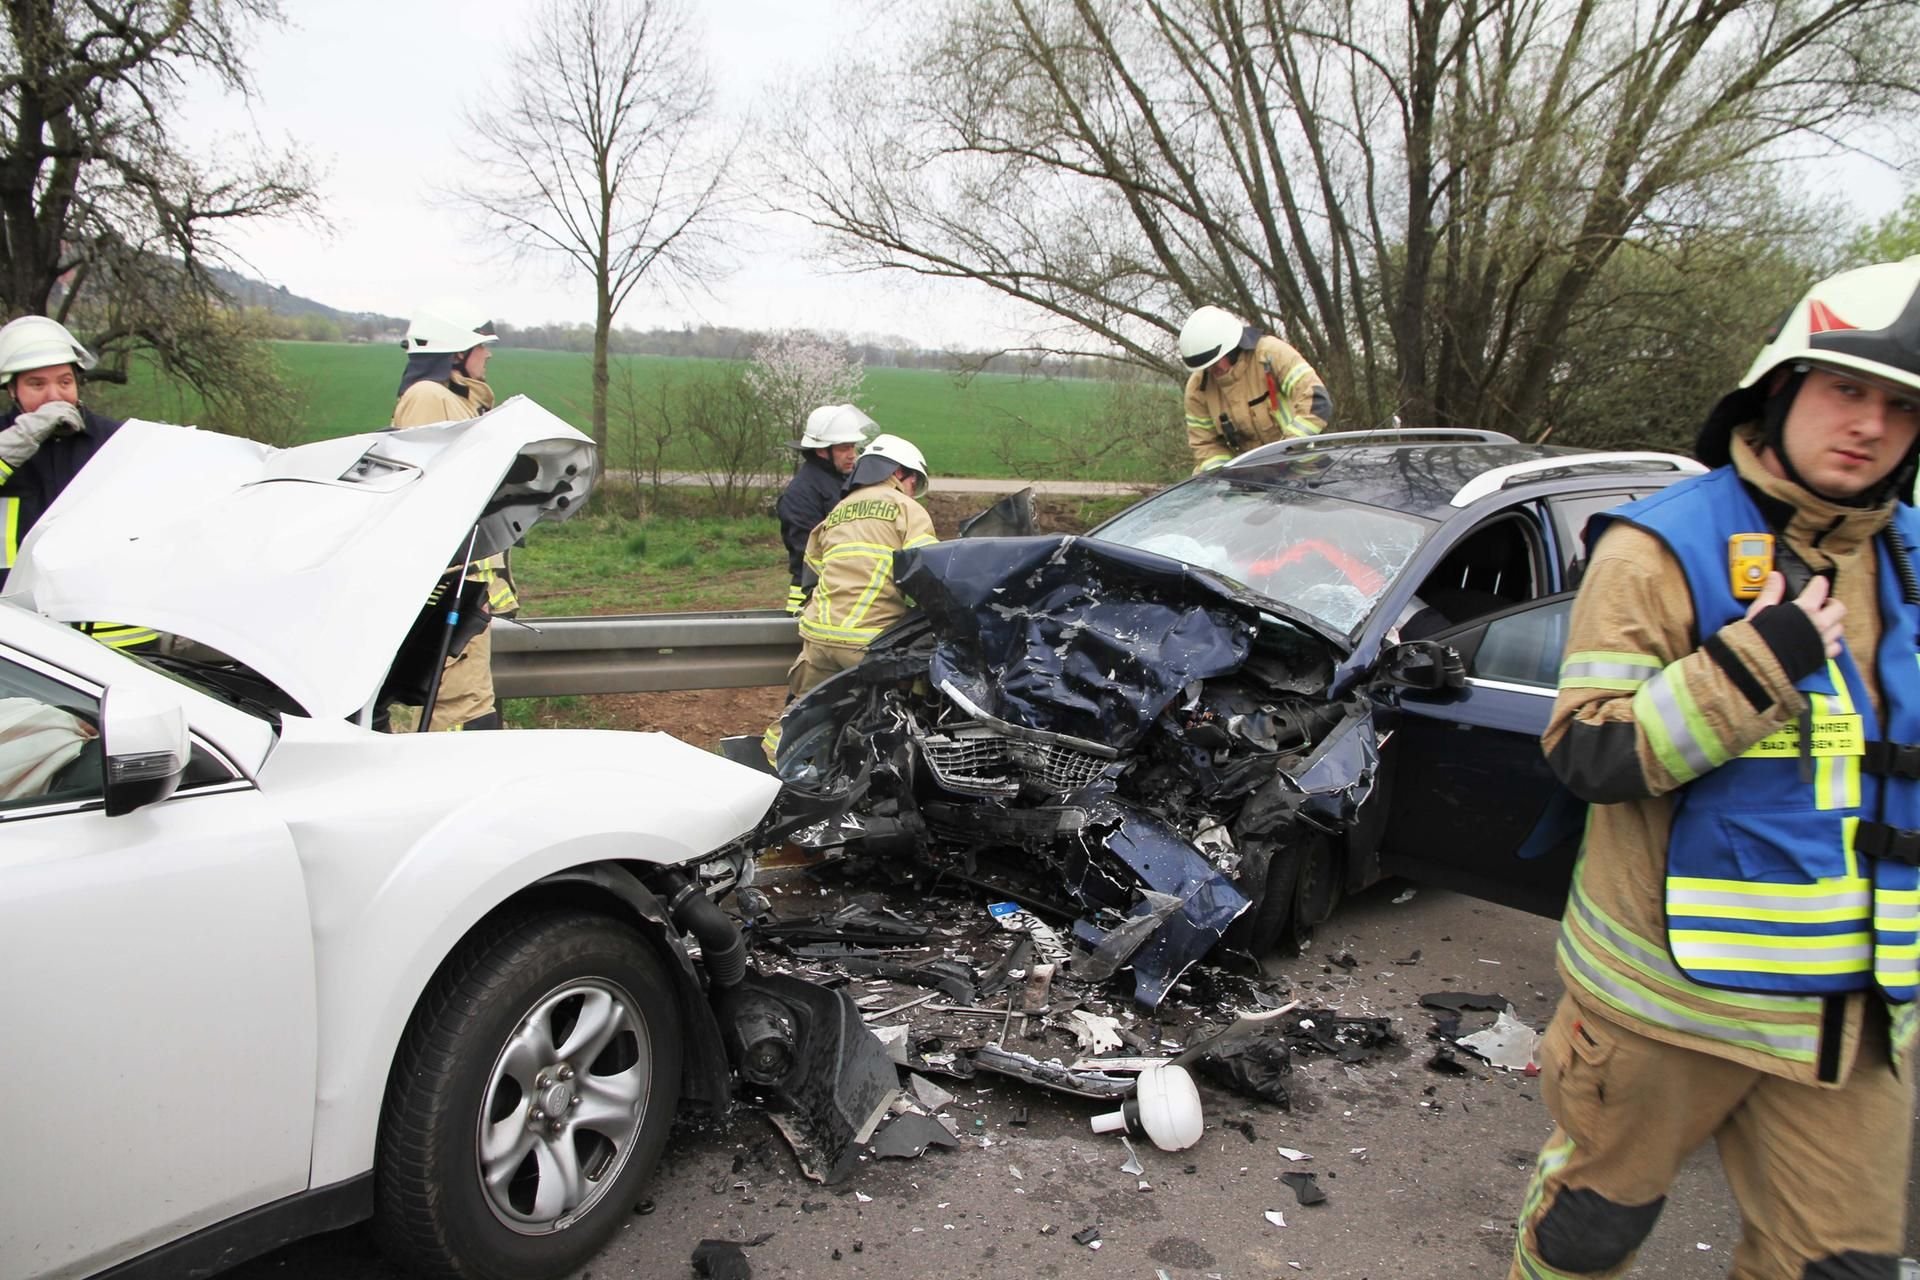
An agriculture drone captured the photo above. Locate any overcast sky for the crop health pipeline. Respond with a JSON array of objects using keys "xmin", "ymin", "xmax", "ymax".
[{"xmin": 177, "ymin": 1, "xmax": 1913, "ymax": 348}]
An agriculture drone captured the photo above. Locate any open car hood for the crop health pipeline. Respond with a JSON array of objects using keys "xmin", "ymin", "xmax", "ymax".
[{"xmin": 5, "ymin": 396, "xmax": 594, "ymax": 720}]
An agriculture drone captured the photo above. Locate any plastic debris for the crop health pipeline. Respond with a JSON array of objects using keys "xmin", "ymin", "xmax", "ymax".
[
  {"xmin": 1281, "ymin": 1171, "xmax": 1328, "ymax": 1206},
  {"xmin": 908, "ymin": 1074, "xmax": 956, "ymax": 1113},
  {"xmin": 1264, "ymin": 1210, "xmax": 1288, "ymax": 1228},
  {"xmin": 1065, "ymin": 1010, "xmax": 1125, "ymax": 1055},
  {"xmin": 1072, "ymin": 1224, "xmax": 1103, "ymax": 1248},
  {"xmin": 1276, "ymin": 1147, "xmax": 1311, "ymax": 1162},
  {"xmin": 1091, "ymin": 1064, "xmax": 1204, "ymax": 1152},
  {"xmin": 1420, "ymin": 992, "xmax": 1511, "ymax": 1015},
  {"xmin": 1392, "ymin": 887, "xmax": 1418, "ymax": 904},
  {"xmin": 869, "ymin": 1112, "xmax": 961, "ymax": 1160},
  {"xmin": 870, "ymin": 1023, "xmax": 910, "ymax": 1066},
  {"xmin": 1457, "ymin": 1008, "xmax": 1541, "ymax": 1072},
  {"xmin": 691, "ymin": 1240, "xmax": 755, "ymax": 1279},
  {"xmin": 1119, "ymin": 1137, "xmax": 1145, "ymax": 1176},
  {"xmin": 988, "ymin": 901, "xmax": 1074, "ymax": 966}
]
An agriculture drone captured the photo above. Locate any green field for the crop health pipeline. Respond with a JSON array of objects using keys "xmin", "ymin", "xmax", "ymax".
[{"xmin": 89, "ymin": 341, "xmax": 1178, "ymax": 481}]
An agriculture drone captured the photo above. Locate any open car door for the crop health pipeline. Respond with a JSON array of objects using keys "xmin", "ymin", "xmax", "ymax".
[{"xmin": 1379, "ymin": 593, "xmax": 1584, "ymax": 916}]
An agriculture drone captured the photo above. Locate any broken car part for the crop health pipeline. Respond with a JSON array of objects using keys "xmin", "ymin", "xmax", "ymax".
[{"xmin": 1090, "ymin": 1064, "xmax": 1204, "ymax": 1152}]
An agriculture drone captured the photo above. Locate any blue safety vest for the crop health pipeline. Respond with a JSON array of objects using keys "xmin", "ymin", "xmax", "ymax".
[{"xmin": 1596, "ymin": 467, "xmax": 1920, "ymax": 1003}]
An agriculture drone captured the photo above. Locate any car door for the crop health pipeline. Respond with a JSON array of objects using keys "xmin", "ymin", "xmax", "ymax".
[
  {"xmin": 0, "ymin": 645, "xmax": 318, "ymax": 1280},
  {"xmin": 1380, "ymin": 593, "xmax": 1585, "ymax": 916}
]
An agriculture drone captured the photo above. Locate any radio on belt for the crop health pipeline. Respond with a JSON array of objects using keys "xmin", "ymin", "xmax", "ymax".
[{"xmin": 1729, "ymin": 532, "xmax": 1774, "ymax": 601}]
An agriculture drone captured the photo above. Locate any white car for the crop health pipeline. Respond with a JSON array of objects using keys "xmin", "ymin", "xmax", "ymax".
[{"xmin": 0, "ymin": 402, "xmax": 876, "ymax": 1280}]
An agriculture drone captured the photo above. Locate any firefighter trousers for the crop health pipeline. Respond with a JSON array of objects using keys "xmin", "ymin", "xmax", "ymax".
[
  {"xmin": 1510, "ymin": 994, "xmax": 1912, "ymax": 1279},
  {"xmin": 388, "ymin": 626, "xmax": 500, "ymax": 733}
]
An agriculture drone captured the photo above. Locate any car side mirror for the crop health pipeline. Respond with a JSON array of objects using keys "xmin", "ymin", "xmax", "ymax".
[
  {"xmin": 100, "ymin": 681, "xmax": 190, "ymax": 816},
  {"xmin": 1382, "ymin": 639, "xmax": 1466, "ymax": 692}
]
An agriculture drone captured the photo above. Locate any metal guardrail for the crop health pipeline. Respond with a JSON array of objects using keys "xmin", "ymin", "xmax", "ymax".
[{"xmin": 490, "ymin": 610, "xmax": 801, "ymax": 698}]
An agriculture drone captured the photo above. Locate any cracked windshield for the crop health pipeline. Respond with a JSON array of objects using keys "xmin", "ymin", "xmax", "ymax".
[{"xmin": 1093, "ymin": 478, "xmax": 1434, "ymax": 634}]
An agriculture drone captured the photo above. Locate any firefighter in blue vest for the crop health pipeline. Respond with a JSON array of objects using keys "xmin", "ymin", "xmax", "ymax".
[
  {"xmin": 0, "ymin": 316, "xmax": 154, "ymax": 650},
  {"xmin": 1509, "ymin": 259, "xmax": 1920, "ymax": 1278}
]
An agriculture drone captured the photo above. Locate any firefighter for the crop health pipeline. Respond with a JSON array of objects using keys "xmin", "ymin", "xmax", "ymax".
[
  {"xmin": 1178, "ymin": 305, "xmax": 1331, "ymax": 474},
  {"xmin": 763, "ymin": 435, "xmax": 936, "ymax": 762},
  {"xmin": 390, "ymin": 301, "xmax": 513, "ymax": 731},
  {"xmin": 1509, "ymin": 258, "xmax": 1920, "ymax": 1278},
  {"xmin": 776, "ymin": 403, "xmax": 870, "ymax": 614},
  {"xmin": 0, "ymin": 315, "xmax": 155, "ymax": 650}
]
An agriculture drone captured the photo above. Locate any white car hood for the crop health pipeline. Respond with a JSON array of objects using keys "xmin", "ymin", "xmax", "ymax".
[{"xmin": 5, "ymin": 396, "xmax": 594, "ymax": 720}]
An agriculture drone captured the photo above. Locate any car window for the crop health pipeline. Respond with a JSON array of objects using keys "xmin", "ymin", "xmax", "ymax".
[
  {"xmin": 0, "ymin": 655, "xmax": 103, "ymax": 810},
  {"xmin": 1468, "ymin": 597, "xmax": 1572, "ymax": 688},
  {"xmin": 1405, "ymin": 512, "xmax": 1546, "ymax": 638},
  {"xmin": 1091, "ymin": 478, "xmax": 1435, "ymax": 634},
  {"xmin": 1549, "ymin": 492, "xmax": 1636, "ymax": 584}
]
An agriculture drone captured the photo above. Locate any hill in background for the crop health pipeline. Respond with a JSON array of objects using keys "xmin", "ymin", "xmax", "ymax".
[{"xmin": 219, "ymin": 268, "xmax": 1118, "ymax": 378}]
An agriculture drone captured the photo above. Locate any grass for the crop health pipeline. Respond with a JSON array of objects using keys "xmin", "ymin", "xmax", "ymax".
[
  {"xmin": 510, "ymin": 485, "xmax": 790, "ymax": 617},
  {"xmin": 89, "ymin": 341, "xmax": 1155, "ymax": 480}
]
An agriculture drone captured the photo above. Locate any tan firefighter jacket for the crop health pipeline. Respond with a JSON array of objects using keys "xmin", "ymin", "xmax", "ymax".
[
  {"xmin": 1184, "ymin": 334, "xmax": 1330, "ymax": 472},
  {"xmin": 1545, "ymin": 427, "xmax": 1915, "ymax": 1085},
  {"xmin": 391, "ymin": 371, "xmax": 517, "ymax": 618},
  {"xmin": 797, "ymin": 476, "xmax": 937, "ymax": 652}
]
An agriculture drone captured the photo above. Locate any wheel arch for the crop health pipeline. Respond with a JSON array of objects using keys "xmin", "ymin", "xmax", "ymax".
[{"xmin": 307, "ymin": 842, "xmax": 737, "ymax": 1190}]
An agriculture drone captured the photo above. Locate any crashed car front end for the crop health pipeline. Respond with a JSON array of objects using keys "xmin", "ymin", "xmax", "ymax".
[{"xmin": 772, "ymin": 535, "xmax": 1383, "ymax": 1006}]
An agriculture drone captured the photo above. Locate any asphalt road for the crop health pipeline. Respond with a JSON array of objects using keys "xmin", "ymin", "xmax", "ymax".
[{"xmin": 226, "ymin": 881, "xmax": 1920, "ymax": 1280}]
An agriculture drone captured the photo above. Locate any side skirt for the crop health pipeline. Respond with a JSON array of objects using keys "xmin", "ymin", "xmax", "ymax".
[{"xmin": 90, "ymin": 1174, "xmax": 373, "ymax": 1280}]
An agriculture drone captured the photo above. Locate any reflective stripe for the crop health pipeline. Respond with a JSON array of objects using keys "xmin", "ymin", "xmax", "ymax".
[
  {"xmin": 1559, "ymin": 650, "xmax": 1660, "ymax": 691},
  {"xmin": 1812, "ymin": 664, "xmax": 1863, "ymax": 811},
  {"xmin": 0, "ymin": 458, "xmax": 12, "ymax": 482},
  {"xmin": 1670, "ymin": 930, "xmax": 1873, "ymax": 973},
  {"xmin": 1894, "ymin": 1004, "xmax": 1919, "ymax": 1066},
  {"xmin": 1668, "ymin": 879, "xmax": 1872, "ymax": 923},
  {"xmin": 1633, "ymin": 665, "xmax": 1725, "ymax": 783},
  {"xmin": 1560, "ymin": 874, "xmax": 1820, "ymax": 1060},
  {"xmin": 1183, "ymin": 414, "xmax": 1212, "ymax": 430},
  {"xmin": 0, "ymin": 496, "xmax": 15, "ymax": 570},
  {"xmin": 1512, "ymin": 1137, "xmax": 1581, "ymax": 1280},
  {"xmin": 1278, "ymin": 363, "xmax": 1311, "ymax": 398},
  {"xmin": 79, "ymin": 622, "xmax": 160, "ymax": 650}
]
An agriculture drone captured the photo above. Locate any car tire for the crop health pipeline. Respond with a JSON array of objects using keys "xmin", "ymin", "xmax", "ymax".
[
  {"xmin": 1243, "ymin": 831, "xmax": 1340, "ymax": 958},
  {"xmin": 375, "ymin": 910, "xmax": 684, "ymax": 1280}
]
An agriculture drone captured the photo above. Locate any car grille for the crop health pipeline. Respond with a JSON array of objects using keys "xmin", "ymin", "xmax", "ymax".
[{"xmin": 918, "ymin": 722, "xmax": 1113, "ymax": 798}]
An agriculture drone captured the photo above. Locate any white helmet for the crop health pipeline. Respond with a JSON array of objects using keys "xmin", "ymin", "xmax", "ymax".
[
  {"xmin": 852, "ymin": 432, "xmax": 930, "ymax": 491},
  {"xmin": 797, "ymin": 403, "xmax": 875, "ymax": 450},
  {"xmin": 0, "ymin": 315, "xmax": 95, "ymax": 381},
  {"xmin": 1178, "ymin": 305, "xmax": 1252, "ymax": 371},
  {"xmin": 403, "ymin": 301, "xmax": 500, "ymax": 354},
  {"xmin": 1697, "ymin": 256, "xmax": 1920, "ymax": 468}
]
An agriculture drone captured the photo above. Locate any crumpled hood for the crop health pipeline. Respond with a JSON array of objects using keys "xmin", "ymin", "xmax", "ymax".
[
  {"xmin": 896, "ymin": 535, "xmax": 1325, "ymax": 749},
  {"xmin": 5, "ymin": 396, "xmax": 594, "ymax": 720}
]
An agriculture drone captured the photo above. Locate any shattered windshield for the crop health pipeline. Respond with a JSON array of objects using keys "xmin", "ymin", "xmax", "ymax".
[{"xmin": 1091, "ymin": 478, "xmax": 1434, "ymax": 635}]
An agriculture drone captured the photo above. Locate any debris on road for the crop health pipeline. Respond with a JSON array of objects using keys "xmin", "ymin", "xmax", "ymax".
[
  {"xmin": 1091, "ymin": 1064, "xmax": 1205, "ymax": 1151},
  {"xmin": 1281, "ymin": 1171, "xmax": 1329, "ymax": 1206},
  {"xmin": 1456, "ymin": 1007, "xmax": 1542, "ymax": 1072},
  {"xmin": 1264, "ymin": 1210, "xmax": 1289, "ymax": 1228}
]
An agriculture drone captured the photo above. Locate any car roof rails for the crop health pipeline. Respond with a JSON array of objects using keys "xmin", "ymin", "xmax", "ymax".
[
  {"xmin": 1228, "ymin": 427, "xmax": 1518, "ymax": 466},
  {"xmin": 1448, "ymin": 451, "xmax": 1706, "ymax": 508}
]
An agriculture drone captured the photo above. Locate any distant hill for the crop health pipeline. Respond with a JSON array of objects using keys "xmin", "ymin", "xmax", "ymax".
[{"xmin": 210, "ymin": 266, "xmax": 404, "ymax": 330}]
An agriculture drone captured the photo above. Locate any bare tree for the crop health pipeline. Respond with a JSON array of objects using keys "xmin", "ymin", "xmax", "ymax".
[
  {"xmin": 457, "ymin": 0, "xmax": 731, "ymax": 450},
  {"xmin": 0, "ymin": 0, "xmax": 318, "ymax": 429},
  {"xmin": 767, "ymin": 0, "xmax": 1918, "ymax": 444}
]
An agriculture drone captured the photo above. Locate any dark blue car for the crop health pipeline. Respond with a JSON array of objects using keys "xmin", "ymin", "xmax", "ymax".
[{"xmin": 772, "ymin": 430, "xmax": 1702, "ymax": 996}]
